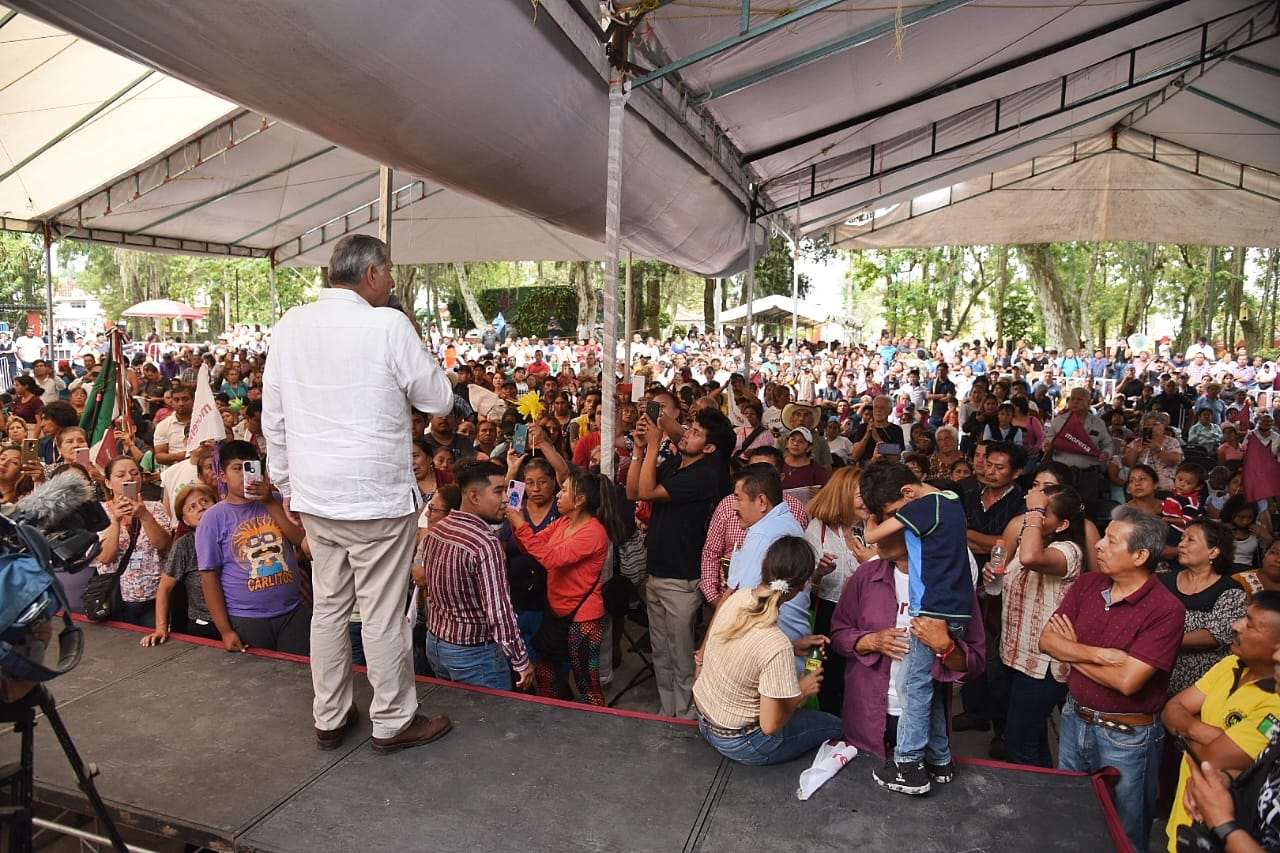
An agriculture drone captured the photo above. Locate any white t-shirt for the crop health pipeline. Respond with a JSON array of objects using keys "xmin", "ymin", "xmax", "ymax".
[
  {"xmin": 15, "ymin": 335, "xmax": 43, "ymax": 363},
  {"xmin": 886, "ymin": 569, "xmax": 912, "ymax": 717},
  {"xmin": 153, "ymin": 414, "xmax": 190, "ymax": 457}
]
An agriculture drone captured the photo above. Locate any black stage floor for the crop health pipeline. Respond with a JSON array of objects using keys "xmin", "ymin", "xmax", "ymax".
[{"xmin": 2, "ymin": 622, "xmax": 1124, "ymax": 851}]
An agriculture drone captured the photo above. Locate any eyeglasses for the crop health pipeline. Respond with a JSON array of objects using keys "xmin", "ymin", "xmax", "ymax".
[{"xmin": 427, "ymin": 505, "xmax": 449, "ymax": 516}]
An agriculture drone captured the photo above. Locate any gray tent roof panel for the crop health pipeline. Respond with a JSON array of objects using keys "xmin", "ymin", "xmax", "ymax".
[{"xmin": 4, "ymin": 0, "xmax": 1277, "ymax": 266}]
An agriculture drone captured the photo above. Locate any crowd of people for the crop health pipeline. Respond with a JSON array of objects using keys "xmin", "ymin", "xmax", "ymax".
[{"xmin": 4, "ymin": 234, "xmax": 1280, "ymax": 850}]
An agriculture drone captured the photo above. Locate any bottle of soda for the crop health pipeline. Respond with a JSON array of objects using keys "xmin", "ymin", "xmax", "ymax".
[
  {"xmin": 984, "ymin": 538, "xmax": 1008, "ymax": 596},
  {"xmin": 803, "ymin": 645, "xmax": 824, "ymax": 709}
]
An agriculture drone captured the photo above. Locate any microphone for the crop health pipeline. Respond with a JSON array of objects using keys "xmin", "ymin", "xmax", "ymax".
[{"xmin": 8, "ymin": 473, "xmax": 100, "ymax": 530}]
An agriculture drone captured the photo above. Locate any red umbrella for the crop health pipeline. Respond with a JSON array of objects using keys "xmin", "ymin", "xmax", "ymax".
[{"xmin": 120, "ymin": 299, "xmax": 205, "ymax": 321}]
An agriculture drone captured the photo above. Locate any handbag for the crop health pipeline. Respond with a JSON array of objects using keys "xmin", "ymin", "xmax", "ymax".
[
  {"xmin": 82, "ymin": 518, "xmax": 141, "ymax": 622},
  {"xmin": 532, "ymin": 578, "xmax": 599, "ymax": 666}
]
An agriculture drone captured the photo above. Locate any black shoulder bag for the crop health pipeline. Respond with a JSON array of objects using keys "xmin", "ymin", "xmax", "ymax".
[
  {"xmin": 82, "ymin": 518, "xmax": 141, "ymax": 622},
  {"xmin": 532, "ymin": 577, "xmax": 600, "ymax": 667}
]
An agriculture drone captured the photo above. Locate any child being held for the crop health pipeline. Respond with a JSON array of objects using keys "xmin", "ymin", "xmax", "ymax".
[
  {"xmin": 860, "ymin": 460, "xmax": 972, "ymax": 796},
  {"xmin": 1160, "ymin": 462, "xmax": 1206, "ymax": 535}
]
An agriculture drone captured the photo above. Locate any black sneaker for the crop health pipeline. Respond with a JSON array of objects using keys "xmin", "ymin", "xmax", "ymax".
[
  {"xmin": 873, "ymin": 758, "xmax": 931, "ymax": 795},
  {"xmin": 927, "ymin": 761, "xmax": 955, "ymax": 784}
]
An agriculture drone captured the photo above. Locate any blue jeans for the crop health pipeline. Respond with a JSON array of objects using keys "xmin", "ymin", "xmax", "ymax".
[
  {"xmin": 699, "ymin": 710, "xmax": 844, "ymax": 766},
  {"xmin": 1004, "ymin": 669, "xmax": 1067, "ymax": 768},
  {"xmin": 1058, "ymin": 696, "xmax": 1162, "ymax": 853},
  {"xmin": 424, "ymin": 631, "xmax": 512, "ymax": 691},
  {"xmin": 895, "ymin": 622, "xmax": 966, "ymax": 765}
]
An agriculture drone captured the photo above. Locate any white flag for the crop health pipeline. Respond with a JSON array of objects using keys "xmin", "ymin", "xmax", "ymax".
[{"xmin": 186, "ymin": 364, "xmax": 227, "ymax": 453}]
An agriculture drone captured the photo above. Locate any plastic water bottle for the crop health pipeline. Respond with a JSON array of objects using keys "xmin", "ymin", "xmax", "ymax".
[{"xmin": 984, "ymin": 539, "xmax": 1007, "ymax": 596}]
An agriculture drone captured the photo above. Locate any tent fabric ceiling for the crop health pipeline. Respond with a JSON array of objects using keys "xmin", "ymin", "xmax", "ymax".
[
  {"xmin": 0, "ymin": 5, "xmax": 606, "ymax": 265},
  {"xmin": 834, "ymin": 130, "xmax": 1280, "ymax": 249},
  {"xmin": 3, "ymin": 0, "xmax": 1277, "ymax": 272}
]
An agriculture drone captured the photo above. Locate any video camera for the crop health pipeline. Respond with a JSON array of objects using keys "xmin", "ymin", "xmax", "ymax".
[{"xmin": 0, "ymin": 473, "xmax": 109, "ymax": 688}]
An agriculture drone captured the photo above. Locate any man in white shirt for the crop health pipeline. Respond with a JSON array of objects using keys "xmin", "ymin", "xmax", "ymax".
[
  {"xmin": 263, "ymin": 234, "xmax": 455, "ymax": 755},
  {"xmin": 14, "ymin": 333, "xmax": 43, "ymax": 370},
  {"xmin": 31, "ymin": 360, "xmax": 65, "ymax": 403}
]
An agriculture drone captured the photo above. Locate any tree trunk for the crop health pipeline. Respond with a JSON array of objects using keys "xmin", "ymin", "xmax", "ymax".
[
  {"xmin": 1080, "ymin": 245, "xmax": 1100, "ymax": 348},
  {"xmin": 1016, "ymin": 244, "xmax": 1081, "ymax": 352},
  {"xmin": 645, "ymin": 273, "xmax": 661, "ymax": 337},
  {"xmin": 573, "ymin": 261, "xmax": 596, "ymax": 339},
  {"xmin": 393, "ymin": 264, "xmax": 419, "ymax": 317},
  {"xmin": 994, "ymin": 245, "xmax": 1009, "ymax": 348},
  {"xmin": 703, "ymin": 277, "xmax": 716, "ymax": 331},
  {"xmin": 452, "ymin": 262, "xmax": 486, "ymax": 330}
]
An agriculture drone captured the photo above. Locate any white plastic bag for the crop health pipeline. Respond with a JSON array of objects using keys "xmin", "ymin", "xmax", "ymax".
[{"xmin": 796, "ymin": 740, "xmax": 858, "ymax": 801}]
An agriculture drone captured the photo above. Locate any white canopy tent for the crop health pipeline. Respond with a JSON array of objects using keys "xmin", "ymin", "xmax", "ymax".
[
  {"xmin": 0, "ymin": 8, "xmax": 606, "ymax": 265},
  {"xmin": 719, "ymin": 294, "xmax": 828, "ymax": 328}
]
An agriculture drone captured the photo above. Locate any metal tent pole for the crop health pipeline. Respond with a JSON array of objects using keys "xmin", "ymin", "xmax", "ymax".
[
  {"xmin": 268, "ymin": 252, "xmax": 279, "ymax": 323},
  {"xmin": 624, "ymin": 251, "xmax": 634, "ymax": 376},
  {"xmin": 43, "ymin": 224, "xmax": 55, "ymax": 355},
  {"xmin": 599, "ymin": 82, "xmax": 628, "ymax": 478},
  {"xmin": 744, "ymin": 198, "xmax": 757, "ymax": 374},
  {"xmin": 791, "ymin": 228, "xmax": 800, "ymax": 353}
]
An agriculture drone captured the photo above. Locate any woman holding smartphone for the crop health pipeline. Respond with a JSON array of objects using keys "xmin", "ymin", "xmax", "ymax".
[{"xmin": 94, "ymin": 455, "xmax": 173, "ymax": 627}]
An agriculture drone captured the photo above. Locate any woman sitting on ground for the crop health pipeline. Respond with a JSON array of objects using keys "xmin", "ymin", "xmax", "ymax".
[
  {"xmin": 693, "ymin": 535, "xmax": 843, "ymax": 765},
  {"xmin": 507, "ymin": 469, "xmax": 628, "ymax": 706}
]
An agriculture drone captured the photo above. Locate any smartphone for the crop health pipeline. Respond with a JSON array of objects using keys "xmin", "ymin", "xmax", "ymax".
[
  {"xmin": 1176, "ymin": 735, "xmax": 1203, "ymax": 768},
  {"xmin": 75, "ymin": 447, "xmax": 91, "ymax": 468},
  {"xmin": 242, "ymin": 460, "xmax": 263, "ymax": 488},
  {"xmin": 1142, "ymin": 427, "xmax": 1153, "ymax": 442},
  {"xmin": 646, "ymin": 401, "xmax": 662, "ymax": 423},
  {"xmin": 876, "ymin": 443, "xmax": 903, "ymax": 456},
  {"xmin": 507, "ymin": 479, "xmax": 526, "ymax": 510},
  {"xmin": 512, "ymin": 423, "xmax": 529, "ymax": 456},
  {"xmin": 122, "ymin": 481, "xmax": 139, "ymax": 501},
  {"xmin": 20, "ymin": 438, "xmax": 39, "ymax": 464}
]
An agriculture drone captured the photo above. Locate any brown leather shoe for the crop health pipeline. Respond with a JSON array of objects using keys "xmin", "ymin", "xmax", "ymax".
[
  {"xmin": 314, "ymin": 706, "xmax": 358, "ymax": 751},
  {"xmin": 370, "ymin": 714, "xmax": 452, "ymax": 755}
]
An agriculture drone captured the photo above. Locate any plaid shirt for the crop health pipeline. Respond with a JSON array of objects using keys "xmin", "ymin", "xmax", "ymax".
[
  {"xmin": 424, "ymin": 511, "xmax": 529, "ymax": 670},
  {"xmin": 1000, "ymin": 540, "xmax": 1082, "ymax": 681},
  {"xmin": 699, "ymin": 494, "xmax": 810, "ymax": 603}
]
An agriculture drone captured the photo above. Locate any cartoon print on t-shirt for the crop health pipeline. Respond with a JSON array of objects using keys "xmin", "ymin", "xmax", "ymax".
[{"xmin": 231, "ymin": 516, "xmax": 295, "ymax": 591}]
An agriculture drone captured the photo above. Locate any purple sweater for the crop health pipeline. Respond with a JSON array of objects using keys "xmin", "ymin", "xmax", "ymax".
[{"xmin": 830, "ymin": 557, "xmax": 986, "ymax": 760}]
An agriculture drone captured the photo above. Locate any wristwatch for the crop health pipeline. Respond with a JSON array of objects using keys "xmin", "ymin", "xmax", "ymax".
[{"xmin": 1212, "ymin": 821, "xmax": 1240, "ymax": 841}]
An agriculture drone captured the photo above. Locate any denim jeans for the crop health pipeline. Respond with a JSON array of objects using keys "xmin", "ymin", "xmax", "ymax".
[
  {"xmin": 1004, "ymin": 669, "xmax": 1067, "ymax": 768},
  {"xmin": 895, "ymin": 622, "xmax": 966, "ymax": 765},
  {"xmin": 1058, "ymin": 696, "xmax": 1162, "ymax": 853},
  {"xmin": 424, "ymin": 631, "xmax": 512, "ymax": 691},
  {"xmin": 699, "ymin": 710, "xmax": 844, "ymax": 766}
]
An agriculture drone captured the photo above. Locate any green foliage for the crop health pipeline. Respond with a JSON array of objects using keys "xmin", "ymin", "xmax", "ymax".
[
  {"xmin": 751, "ymin": 233, "xmax": 810, "ymax": 299},
  {"xmin": 0, "ymin": 231, "xmax": 47, "ymax": 331},
  {"xmin": 671, "ymin": 323, "xmax": 688, "ymax": 338},
  {"xmin": 1001, "ymin": 279, "xmax": 1040, "ymax": 345},
  {"xmin": 60, "ymin": 241, "xmax": 318, "ymax": 334},
  {"xmin": 447, "ymin": 285, "xmax": 578, "ymax": 339}
]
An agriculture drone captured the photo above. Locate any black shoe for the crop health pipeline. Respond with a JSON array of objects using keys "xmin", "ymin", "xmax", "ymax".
[
  {"xmin": 314, "ymin": 706, "xmax": 358, "ymax": 751},
  {"xmin": 927, "ymin": 761, "xmax": 956, "ymax": 784},
  {"xmin": 988, "ymin": 735, "xmax": 1007, "ymax": 761},
  {"xmin": 873, "ymin": 758, "xmax": 931, "ymax": 795},
  {"xmin": 952, "ymin": 712, "xmax": 990, "ymax": 732}
]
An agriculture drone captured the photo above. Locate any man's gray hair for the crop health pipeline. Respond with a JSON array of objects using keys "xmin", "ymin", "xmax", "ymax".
[
  {"xmin": 328, "ymin": 234, "xmax": 389, "ymax": 287},
  {"xmin": 1109, "ymin": 505, "xmax": 1167, "ymax": 570}
]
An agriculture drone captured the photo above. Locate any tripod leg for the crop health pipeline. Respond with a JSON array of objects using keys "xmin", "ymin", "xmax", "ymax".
[{"xmin": 35, "ymin": 688, "xmax": 129, "ymax": 853}]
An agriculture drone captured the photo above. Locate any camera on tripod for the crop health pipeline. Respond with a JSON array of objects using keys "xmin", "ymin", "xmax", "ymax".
[{"xmin": 0, "ymin": 472, "xmax": 108, "ymax": 692}]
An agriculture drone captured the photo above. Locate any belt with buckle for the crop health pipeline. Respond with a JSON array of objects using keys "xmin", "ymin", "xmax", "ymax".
[
  {"xmin": 699, "ymin": 716, "xmax": 761, "ymax": 739},
  {"xmin": 1075, "ymin": 704, "xmax": 1154, "ymax": 731}
]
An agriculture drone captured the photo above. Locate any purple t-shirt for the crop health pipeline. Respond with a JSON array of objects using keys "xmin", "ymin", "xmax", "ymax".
[{"xmin": 196, "ymin": 500, "xmax": 301, "ymax": 619}]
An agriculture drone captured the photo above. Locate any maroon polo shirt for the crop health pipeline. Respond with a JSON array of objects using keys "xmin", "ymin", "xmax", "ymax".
[{"xmin": 1054, "ymin": 571, "xmax": 1185, "ymax": 715}]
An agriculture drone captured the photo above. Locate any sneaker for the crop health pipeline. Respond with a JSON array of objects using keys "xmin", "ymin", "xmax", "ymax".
[
  {"xmin": 927, "ymin": 761, "xmax": 955, "ymax": 784},
  {"xmin": 370, "ymin": 714, "xmax": 452, "ymax": 755},
  {"xmin": 873, "ymin": 758, "xmax": 931, "ymax": 795}
]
